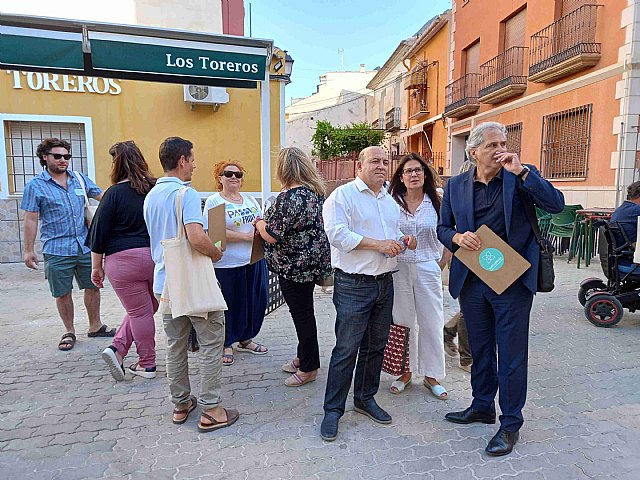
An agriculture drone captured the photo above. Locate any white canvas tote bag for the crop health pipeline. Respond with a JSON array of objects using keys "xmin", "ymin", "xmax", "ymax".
[
  {"xmin": 160, "ymin": 187, "xmax": 227, "ymax": 319},
  {"xmin": 75, "ymin": 171, "xmax": 98, "ymax": 226}
]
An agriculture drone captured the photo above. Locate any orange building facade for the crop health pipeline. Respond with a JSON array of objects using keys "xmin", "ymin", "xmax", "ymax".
[
  {"xmin": 444, "ymin": 0, "xmax": 636, "ymax": 207},
  {"xmin": 402, "ymin": 12, "xmax": 451, "ymax": 176}
]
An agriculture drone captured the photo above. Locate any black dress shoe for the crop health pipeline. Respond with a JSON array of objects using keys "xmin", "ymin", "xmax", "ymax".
[
  {"xmin": 353, "ymin": 400, "xmax": 392, "ymax": 424},
  {"xmin": 320, "ymin": 413, "xmax": 340, "ymax": 442},
  {"xmin": 445, "ymin": 407, "xmax": 496, "ymax": 425},
  {"xmin": 486, "ymin": 429, "xmax": 519, "ymax": 456}
]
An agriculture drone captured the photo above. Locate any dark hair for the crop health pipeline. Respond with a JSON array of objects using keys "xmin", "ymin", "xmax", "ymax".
[
  {"xmin": 109, "ymin": 140, "xmax": 156, "ymax": 195},
  {"xmin": 389, "ymin": 153, "xmax": 441, "ymax": 218},
  {"xmin": 36, "ymin": 138, "xmax": 71, "ymax": 167},
  {"xmin": 627, "ymin": 181, "xmax": 640, "ymax": 200},
  {"xmin": 158, "ymin": 137, "xmax": 193, "ymax": 172}
]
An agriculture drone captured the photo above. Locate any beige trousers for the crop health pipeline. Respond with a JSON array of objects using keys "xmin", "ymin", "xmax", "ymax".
[{"xmin": 162, "ymin": 309, "xmax": 225, "ymax": 408}]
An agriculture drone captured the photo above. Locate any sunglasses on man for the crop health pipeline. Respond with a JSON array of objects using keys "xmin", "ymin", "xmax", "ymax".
[
  {"xmin": 49, "ymin": 153, "xmax": 72, "ymax": 160},
  {"xmin": 222, "ymin": 171, "xmax": 244, "ymax": 179}
]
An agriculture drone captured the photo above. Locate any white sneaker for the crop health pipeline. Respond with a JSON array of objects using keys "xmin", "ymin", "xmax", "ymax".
[{"xmin": 102, "ymin": 346, "xmax": 125, "ymax": 381}]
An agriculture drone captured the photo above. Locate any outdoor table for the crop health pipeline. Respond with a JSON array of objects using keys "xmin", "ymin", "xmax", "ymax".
[{"xmin": 569, "ymin": 208, "xmax": 614, "ymax": 268}]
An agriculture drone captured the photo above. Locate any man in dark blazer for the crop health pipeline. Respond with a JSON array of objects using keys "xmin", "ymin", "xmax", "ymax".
[{"xmin": 437, "ymin": 122, "xmax": 564, "ymax": 456}]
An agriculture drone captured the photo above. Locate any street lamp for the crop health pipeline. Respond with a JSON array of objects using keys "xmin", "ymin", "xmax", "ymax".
[{"xmin": 283, "ymin": 51, "xmax": 294, "ymax": 84}]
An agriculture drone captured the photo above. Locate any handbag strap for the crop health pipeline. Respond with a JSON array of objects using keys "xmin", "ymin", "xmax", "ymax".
[
  {"xmin": 516, "ymin": 187, "xmax": 543, "ymax": 247},
  {"xmin": 175, "ymin": 186, "xmax": 188, "ymax": 241},
  {"xmin": 74, "ymin": 171, "xmax": 89, "ymax": 207}
]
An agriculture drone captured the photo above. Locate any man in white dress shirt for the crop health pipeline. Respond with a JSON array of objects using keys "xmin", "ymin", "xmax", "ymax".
[{"xmin": 320, "ymin": 146, "xmax": 416, "ymax": 441}]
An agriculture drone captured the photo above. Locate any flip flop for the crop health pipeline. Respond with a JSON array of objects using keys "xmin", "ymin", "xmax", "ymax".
[
  {"xmin": 58, "ymin": 332, "xmax": 76, "ymax": 351},
  {"xmin": 424, "ymin": 379, "xmax": 448, "ymax": 400},
  {"xmin": 198, "ymin": 408, "xmax": 240, "ymax": 433},
  {"xmin": 88, "ymin": 325, "xmax": 116, "ymax": 337},
  {"xmin": 172, "ymin": 395, "xmax": 197, "ymax": 425},
  {"xmin": 236, "ymin": 341, "xmax": 268, "ymax": 355},
  {"xmin": 390, "ymin": 377, "xmax": 411, "ymax": 394}
]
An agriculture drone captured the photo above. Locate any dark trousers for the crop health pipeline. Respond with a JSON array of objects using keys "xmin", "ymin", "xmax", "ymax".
[
  {"xmin": 216, "ymin": 260, "xmax": 268, "ymax": 348},
  {"xmin": 444, "ymin": 307, "xmax": 472, "ymax": 366},
  {"xmin": 459, "ymin": 274, "xmax": 534, "ymax": 432},
  {"xmin": 278, "ymin": 276, "xmax": 320, "ymax": 373},
  {"xmin": 323, "ymin": 271, "xmax": 393, "ymax": 416}
]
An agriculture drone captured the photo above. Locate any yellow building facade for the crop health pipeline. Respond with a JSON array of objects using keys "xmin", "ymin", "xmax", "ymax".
[{"xmin": 0, "ymin": 20, "xmax": 287, "ymax": 262}]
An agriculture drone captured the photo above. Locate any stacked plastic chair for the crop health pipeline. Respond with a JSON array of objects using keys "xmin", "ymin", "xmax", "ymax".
[{"xmin": 547, "ymin": 204, "xmax": 583, "ymax": 256}]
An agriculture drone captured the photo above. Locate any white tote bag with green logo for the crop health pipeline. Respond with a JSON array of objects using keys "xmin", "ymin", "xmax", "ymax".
[{"xmin": 160, "ymin": 187, "xmax": 227, "ymax": 319}]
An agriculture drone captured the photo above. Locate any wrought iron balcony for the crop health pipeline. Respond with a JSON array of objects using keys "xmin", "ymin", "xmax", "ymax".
[
  {"xmin": 479, "ymin": 46, "xmax": 528, "ymax": 104},
  {"xmin": 529, "ymin": 4, "xmax": 602, "ymax": 83},
  {"xmin": 404, "ymin": 62, "xmax": 428, "ymax": 90},
  {"xmin": 385, "ymin": 107, "xmax": 401, "ymax": 131},
  {"xmin": 444, "ymin": 73, "xmax": 481, "ymax": 118},
  {"xmin": 408, "ymin": 89, "xmax": 429, "ymax": 120}
]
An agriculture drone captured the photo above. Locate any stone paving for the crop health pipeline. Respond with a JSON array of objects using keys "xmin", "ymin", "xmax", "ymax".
[{"xmin": 1, "ymin": 258, "xmax": 640, "ymax": 480}]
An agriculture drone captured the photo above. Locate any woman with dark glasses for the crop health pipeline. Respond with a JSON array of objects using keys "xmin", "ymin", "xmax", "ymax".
[{"xmin": 203, "ymin": 161, "xmax": 268, "ymax": 366}]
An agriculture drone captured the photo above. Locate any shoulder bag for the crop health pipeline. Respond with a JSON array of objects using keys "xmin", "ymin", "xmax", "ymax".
[
  {"xmin": 160, "ymin": 187, "xmax": 228, "ymax": 319},
  {"xmin": 518, "ymin": 188, "xmax": 555, "ymax": 293},
  {"xmin": 75, "ymin": 171, "xmax": 98, "ymax": 226}
]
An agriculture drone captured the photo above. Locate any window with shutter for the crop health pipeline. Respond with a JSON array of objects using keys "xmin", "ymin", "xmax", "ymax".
[
  {"xmin": 503, "ymin": 8, "xmax": 527, "ymax": 50},
  {"xmin": 464, "ymin": 41, "xmax": 481, "ymax": 75},
  {"xmin": 541, "ymin": 105, "xmax": 592, "ymax": 179}
]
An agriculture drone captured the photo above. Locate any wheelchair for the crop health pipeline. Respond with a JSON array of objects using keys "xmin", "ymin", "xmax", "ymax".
[{"xmin": 578, "ymin": 220, "xmax": 640, "ymax": 327}]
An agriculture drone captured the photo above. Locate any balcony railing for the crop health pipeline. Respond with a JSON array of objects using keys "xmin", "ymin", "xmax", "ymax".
[
  {"xmin": 408, "ymin": 90, "xmax": 428, "ymax": 120},
  {"xmin": 529, "ymin": 4, "xmax": 601, "ymax": 83},
  {"xmin": 390, "ymin": 151, "xmax": 447, "ymax": 177},
  {"xmin": 404, "ymin": 62, "xmax": 428, "ymax": 90},
  {"xmin": 385, "ymin": 107, "xmax": 401, "ymax": 131},
  {"xmin": 479, "ymin": 46, "xmax": 528, "ymax": 103},
  {"xmin": 444, "ymin": 73, "xmax": 481, "ymax": 118}
]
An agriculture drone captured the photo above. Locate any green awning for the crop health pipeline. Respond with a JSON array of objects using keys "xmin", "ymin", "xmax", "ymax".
[{"xmin": 0, "ymin": 14, "xmax": 272, "ymax": 88}]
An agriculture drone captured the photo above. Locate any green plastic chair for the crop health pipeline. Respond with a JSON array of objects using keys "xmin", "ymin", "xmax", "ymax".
[{"xmin": 548, "ymin": 204, "xmax": 583, "ymax": 255}]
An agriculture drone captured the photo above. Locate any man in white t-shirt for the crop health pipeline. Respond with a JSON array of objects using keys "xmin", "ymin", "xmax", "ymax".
[{"xmin": 144, "ymin": 136, "xmax": 239, "ymax": 433}]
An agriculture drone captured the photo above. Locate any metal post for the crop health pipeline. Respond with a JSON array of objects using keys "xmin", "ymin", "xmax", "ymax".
[{"xmin": 260, "ymin": 80, "xmax": 271, "ymax": 206}]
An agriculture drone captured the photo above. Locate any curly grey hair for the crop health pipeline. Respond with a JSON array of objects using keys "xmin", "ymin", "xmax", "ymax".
[{"xmin": 464, "ymin": 122, "xmax": 508, "ymax": 159}]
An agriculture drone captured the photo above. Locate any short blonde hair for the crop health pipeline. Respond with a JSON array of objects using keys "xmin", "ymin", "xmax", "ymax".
[{"xmin": 277, "ymin": 147, "xmax": 326, "ymax": 196}]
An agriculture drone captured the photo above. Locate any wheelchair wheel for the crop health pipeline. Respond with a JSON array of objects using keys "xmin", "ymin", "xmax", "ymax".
[
  {"xmin": 577, "ymin": 280, "xmax": 607, "ymax": 306},
  {"xmin": 584, "ymin": 294, "xmax": 623, "ymax": 327}
]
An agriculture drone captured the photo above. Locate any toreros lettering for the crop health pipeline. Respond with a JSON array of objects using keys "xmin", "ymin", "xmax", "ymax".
[{"xmin": 6, "ymin": 71, "xmax": 122, "ymax": 95}]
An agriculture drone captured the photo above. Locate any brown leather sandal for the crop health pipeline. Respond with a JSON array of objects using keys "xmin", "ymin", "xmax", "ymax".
[
  {"xmin": 197, "ymin": 408, "xmax": 240, "ymax": 433},
  {"xmin": 172, "ymin": 395, "xmax": 197, "ymax": 425}
]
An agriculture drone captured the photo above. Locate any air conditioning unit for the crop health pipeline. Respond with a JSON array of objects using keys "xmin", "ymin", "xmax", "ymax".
[{"xmin": 183, "ymin": 85, "xmax": 230, "ymax": 111}]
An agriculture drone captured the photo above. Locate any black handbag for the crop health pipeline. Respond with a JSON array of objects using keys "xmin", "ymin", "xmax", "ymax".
[{"xmin": 518, "ymin": 188, "xmax": 555, "ymax": 293}]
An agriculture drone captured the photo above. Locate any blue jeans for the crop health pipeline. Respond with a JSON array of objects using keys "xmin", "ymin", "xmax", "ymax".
[{"xmin": 323, "ymin": 270, "xmax": 394, "ymax": 416}]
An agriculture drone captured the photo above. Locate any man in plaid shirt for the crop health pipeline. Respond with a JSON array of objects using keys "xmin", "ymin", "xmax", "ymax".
[{"xmin": 21, "ymin": 138, "xmax": 112, "ymax": 352}]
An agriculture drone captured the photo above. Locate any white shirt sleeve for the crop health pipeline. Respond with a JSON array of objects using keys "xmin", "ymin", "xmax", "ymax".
[{"xmin": 323, "ymin": 188, "xmax": 364, "ymax": 253}]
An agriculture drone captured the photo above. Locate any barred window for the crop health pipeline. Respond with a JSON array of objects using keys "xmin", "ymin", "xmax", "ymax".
[
  {"xmin": 5, "ymin": 121, "xmax": 88, "ymax": 194},
  {"xmin": 541, "ymin": 105, "xmax": 592, "ymax": 179},
  {"xmin": 505, "ymin": 122, "xmax": 523, "ymax": 156}
]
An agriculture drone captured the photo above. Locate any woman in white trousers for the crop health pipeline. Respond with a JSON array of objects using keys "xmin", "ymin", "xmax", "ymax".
[{"xmin": 388, "ymin": 153, "xmax": 451, "ymax": 399}]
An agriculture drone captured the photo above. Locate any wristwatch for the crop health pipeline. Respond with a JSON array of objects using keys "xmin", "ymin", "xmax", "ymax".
[{"xmin": 517, "ymin": 166, "xmax": 530, "ymax": 180}]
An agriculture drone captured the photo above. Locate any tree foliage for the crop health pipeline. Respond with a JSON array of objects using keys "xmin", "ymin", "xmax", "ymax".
[{"xmin": 311, "ymin": 120, "xmax": 385, "ymax": 160}]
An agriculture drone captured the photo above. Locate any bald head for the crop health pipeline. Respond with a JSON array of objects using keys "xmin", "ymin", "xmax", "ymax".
[{"xmin": 357, "ymin": 146, "xmax": 389, "ymax": 193}]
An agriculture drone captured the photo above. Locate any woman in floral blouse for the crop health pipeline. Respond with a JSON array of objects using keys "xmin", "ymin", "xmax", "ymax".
[{"xmin": 254, "ymin": 147, "xmax": 331, "ymax": 387}]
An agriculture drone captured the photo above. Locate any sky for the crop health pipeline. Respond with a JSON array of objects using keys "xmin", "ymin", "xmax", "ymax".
[{"xmin": 246, "ymin": 0, "xmax": 451, "ymax": 106}]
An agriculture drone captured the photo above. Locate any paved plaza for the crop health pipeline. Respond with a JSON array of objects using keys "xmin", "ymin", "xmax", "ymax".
[{"xmin": 1, "ymin": 258, "xmax": 640, "ymax": 480}]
